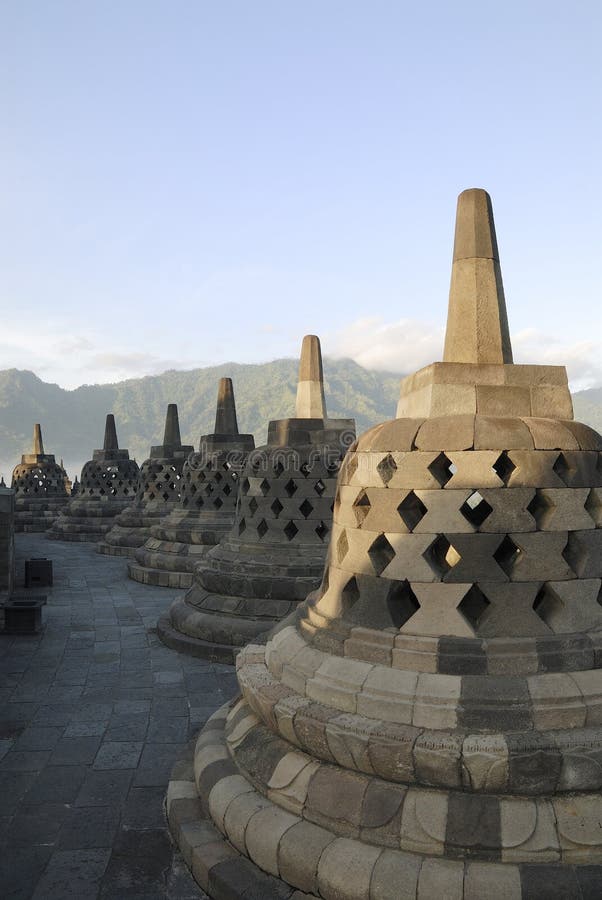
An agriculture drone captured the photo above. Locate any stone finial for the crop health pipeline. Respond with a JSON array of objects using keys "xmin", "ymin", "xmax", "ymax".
[
  {"xmin": 163, "ymin": 404, "xmax": 182, "ymax": 449},
  {"xmin": 33, "ymin": 424, "xmax": 45, "ymax": 455},
  {"xmin": 295, "ymin": 334, "xmax": 327, "ymax": 419},
  {"xmin": 214, "ymin": 378, "xmax": 239, "ymax": 435},
  {"xmin": 443, "ymin": 188, "xmax": 513, "ymax": 365},
  {"xmin": 103, "ymin": 414, "xmax": 119, "ymax": 451}
]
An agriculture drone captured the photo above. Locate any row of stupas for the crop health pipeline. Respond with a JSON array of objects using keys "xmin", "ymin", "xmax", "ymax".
[{"xmin": 6, "ymin": 187, "xmax": 601, "ymax": 895}]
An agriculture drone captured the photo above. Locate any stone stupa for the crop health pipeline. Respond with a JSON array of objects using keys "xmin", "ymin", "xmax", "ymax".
[
  {"xmin": 98, "ymin": 404, "xmax": 193, "ymax": 558},
  {"xmin": 159, "ymin": 335, "xmax": 356, "ymax": 662},
  {"xmin": 166, "ymin": 189, "xmax": 602, "ymax": 899},
  {"xmin": 127, "ymin": 378, "xmax": 254, "ymax": 588},
  {"xmin": 47, "ymin": 414, "xmax": 140, "ymax": 542},
  {"xmin": 11, "ymin": 424, "xmax": 69, "ymax": 532}
]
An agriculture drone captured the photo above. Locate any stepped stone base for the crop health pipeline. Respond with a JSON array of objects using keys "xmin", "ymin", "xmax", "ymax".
[
  {"xmin": 14, "ymin": 500, "xmax": 67, "ymax": 534},
  {"xmin": 128, "ymin": 563, "xmax": 194, "ymax": 589},
  {"xmin": 47, "ymin": 499, "xmax": 130, "ymax": 543},
  {"xmin": 157, "ymin": 612, "xmax": 243, "ymax": 663},
  {"xmin": 167, "ymin": 702, "xmax": 601, "ymax": 900}
]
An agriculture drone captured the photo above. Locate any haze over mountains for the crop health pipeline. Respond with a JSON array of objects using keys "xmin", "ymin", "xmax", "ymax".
[{"xmin": 0, "ymin": 362, "xmax": 600, "ymax": 484}]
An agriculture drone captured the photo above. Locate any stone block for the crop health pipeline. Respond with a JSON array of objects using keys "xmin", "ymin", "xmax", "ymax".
[
  {"xmin": 413, "ymin": 673, "xmax": 461, "ymax": 729},
  {"xmin": 476, "ymin": 385, "xmax": 531, "ymax": 417},
  {"xmin": 369, "ymin": 849, "xmax": 421, "ymax": 899},
  {"xmin": 208, "ymin": 774, "xmax": 255, "ymax": 832},
  {"xmin": 474, "ymin": 416, "xmax": 535, "ymax": 450},
  {"xmin": 278, "ymin": 820, "xmax": 335, "ymax": 894},
  {"xmin": 400, "ymin": 788, "xmax": 448, "ymax": 855},
  {"xmin": 461, "ymin": 733, "xmax": 509, "ymax": 792},
  {"xmin": 499, "ymin": 798, "xmax": 559, "ymax": 862},
  {"xmin": 244, "ymin": 804, "xmax": 299, "ymax": 876},
  {"xmin": 464, "ymin": 861, "xmax": 521, "ymax": 899},
  {"xmin": 222, "ymin": 790, "xmax": 271, "ymax": 853},
  {"xmin": 317, "ymin": 837, "xmax": 381, "ymax": 900},
  {"xmin": 414, "ymin": 415, "xmax": 476, "ymax": 451},
  {"xmin": 530, "ymin": 386, "xmax": 574, "ymax": 420},
  {"xmin": 357, "ymin": 667, "xmax": 418, "ymax": 725},
  {"xmin": 417, "ymin": 857, "xmax": 464, "ymax": 899}
]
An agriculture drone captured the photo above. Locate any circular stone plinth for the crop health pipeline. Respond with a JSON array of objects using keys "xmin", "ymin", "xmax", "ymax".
[
  {"xmin": 157, "ymin": 612, "xmax": 240, "ymax": 664},
  {"xmin": 127, "ymin": 562, "xmax": 193, "ymax": 589}
]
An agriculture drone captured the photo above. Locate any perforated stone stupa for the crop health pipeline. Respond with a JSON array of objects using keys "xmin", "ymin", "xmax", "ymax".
[
  {"xmin": 159, "ymin": 335, "xmax": 356, "ymax": 662},
  {"xmin": 98, "ymin": 404, "xmax": 193, "ymax": 558},
  {"xmin": 47, "ymin": 414, "xmax": 140, "ymax": 543},
  {"xmin": 11, "ymin": 424, "xmax": 69, "ymax": 532},
  {"xmin": 166, "ymin": 190, "xmax": 602, "ymax": 899},
  {"xmin": 128, "ymin": 379, "xmax": 254, "ymax": 588}
]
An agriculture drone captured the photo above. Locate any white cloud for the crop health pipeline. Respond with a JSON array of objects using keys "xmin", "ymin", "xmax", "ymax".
[
  {"xmin": 328, "ymin": 318, "xmax": 602, "ymax": 390},
  {"xmin": 327, "ymin": 317, "xmax": 445, "ymax": 374}
]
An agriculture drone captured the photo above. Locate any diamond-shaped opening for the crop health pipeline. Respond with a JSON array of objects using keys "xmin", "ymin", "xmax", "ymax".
[
  {"xmin": 300, "ymin": 462, "xmax": 311, "ymax": 477},
  {"xmin": 241, "ymin": 478, "xmax": 250, "ymax": 495},
  {"xmin": 284, "ymin": 479, "xmax": 298, "ymax": 497},
  {"xmin": 223, "ymin": 484, "xmax": 232, "ymax": 496},
  {"xmin": 527, "ymin": 491, "xmax": 554, "ymax": 528},
  {"xmin": 319, "ymin": 566, "xmax": 330, "ymax": 596},
  {"xmin": 273, "ymin": 459, "xmax": 285, "ymax": 476},
  {"xmin": 387, "ymin": 580, "xmax": 420, "ymax": 628},
  {"xmin": 368, "ymin": 534, "xmax": 395, "ymax": 576},
  {"xmin": 352, "ymin": 489, "xmax": 371, "ymax": 527},
  {"xmin": 533, "ymin": 584, "xmax": 564, "ymax": 627},
  {"xmin": 561, "ymin": 532, "xmax": 582, "ymax": 576},
  {"xmin": 213, "ymin": 497, "xmax": 223, "ymax": 509},
  {"xmin": 238, "ymin": 517, "xmax": 246, "ymax": 535},
  {"xmin": 248, "ymin": 496, "xmax": 258, "ymax": 516},
  {"xmin": 552, "ymin": 451, "xmax": 570, "ymax": 485},
  {"xmin": 214, "ymin": 472, "xmax": 223, "ymax": 483},
  {"xmin": 337, "ymin": 529, "xmax": 349, "ymax": 563},
  {"xmin": 494, "ymin": 535, "xmax": 521, "ymax": 576},
  {"xmin": 161, "ymin": 491, "xmax": 169, "ymax": 501},
  {"xmin": 270, "ymin": 498, "xmax": 284, "ymax": 517},
  {"xmin": 585, "ymin": 489, "xmax": 602, "ymax": 527},
  {"xmin": 424, "ymin": 535, "xmax": 462, "ymax": 578},
  {"xmin": 314, "ymin": 479, "xmax": 326, "ymax": 496},
  {"xmin": 259, "ymin": 478, "xmax": 270, "ymax": 496},
  {"xmin": 460, "ymin": 491, "xmax": 494, "ymax": 528},
  {"xmin": 341, "ymin": 576, "xmax": 360, "ymax": 613},
  {"xmin": 299, "ymin": 499, "xmax": 314, "ymax": 518},
  {"xmin": 284, "ymin": 520, "xmax": 299, "ymax": 541},
  {"xmin": 397, "ymin": 491, "xmax": 428, "ymax": 531},
  {"xmin": 428, "ymin": 452, "xmax": 454, "ymax": 487},
  {"xmin": 458, "ymin": 585, "xmax": 491, "ymax": 629},
  {"xmin": 492, "ymin": 451, "xmax": 516, "ymax": 486},
  {"xmin": 256, "ymin": 518, "xmax": 269, "ymax": 539},
  {"xmin": 377, "ymin": 454, "xmax": 397, "ymax": 486},
  {"xmin": 223, "ymin": 460, "xmax": 232, "ymax": 471},
  {"xmin": 315, "ymin": 521, "xmax": 329, "ymax": 541}
]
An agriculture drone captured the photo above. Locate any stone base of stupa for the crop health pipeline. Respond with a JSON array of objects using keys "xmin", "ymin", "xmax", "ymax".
[
  {"xmin": 46, "ymin": 498, "xmax": 131, "ymax": 543},
  {"xmin": 127, "ymin": 511, "xmax": 231, "ymax": 588},
  {"xmin": 14, "ymin": 499, "xmax": 68, "ymax": 533},
  {"xmin": 158, "ymin": 539, "xmax": 324, "ymax": 663},
  {"xmin": 165, "ymin": 646, "xmax": 602, "ymax": 900},
  {"xmin": 97, "ymin": 505, "xmax": 173, "ymax": 558}
]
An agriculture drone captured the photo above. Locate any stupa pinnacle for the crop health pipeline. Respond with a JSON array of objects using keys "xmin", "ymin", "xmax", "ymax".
[
  {"xmin": 128, "ymin": 378, "xmax": 254, "ymax": 587},
  {"xmin": 166, "ymin": 190, "xmax": 602, "ymax": 899}
]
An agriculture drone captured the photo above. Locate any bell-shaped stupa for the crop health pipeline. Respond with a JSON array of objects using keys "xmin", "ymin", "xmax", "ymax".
[
  {"xmin": 159, "ymin": 334, "xmax": 356, "ymax": 661},
  {"xmin": 98, "ymin": 404, "xmax": 193, "ymax": 557},
  {"xmin": 166, "ymin": 190, "xmax": 602, "ymax": 898},
  {"xmin": 127, "ymin": 379, "xmax": 254, "ymax": 587},
  {"xmin": 47, "ymin": 414, "xmax": 140, "ymax": 542},
  {"xmin": 11, "ymin": 424, "xmax": 69, "ymax": 532}
]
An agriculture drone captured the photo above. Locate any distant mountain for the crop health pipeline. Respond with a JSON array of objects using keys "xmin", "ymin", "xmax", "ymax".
[
  {"xmin": 0, "ymin": 363, "xmax": 600, "ymax": 482},
  {"xmin": 0, "ymin": 360, "xmax": 400, "ymax": 480}
]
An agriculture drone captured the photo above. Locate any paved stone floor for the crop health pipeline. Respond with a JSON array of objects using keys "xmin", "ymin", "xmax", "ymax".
[{"xmin": 1, "ymin": 534, "xmax": 239, "ymax": 899}]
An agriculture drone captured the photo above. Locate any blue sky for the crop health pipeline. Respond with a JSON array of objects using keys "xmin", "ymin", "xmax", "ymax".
[{"xmin": 1, "ymin": 1, "xmax": 600, "ymax": 389}]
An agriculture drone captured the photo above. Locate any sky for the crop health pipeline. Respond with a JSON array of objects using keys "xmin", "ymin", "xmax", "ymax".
[{"xmin": 0, "ymin": 1, "xmax": 601, "ymax": 391}]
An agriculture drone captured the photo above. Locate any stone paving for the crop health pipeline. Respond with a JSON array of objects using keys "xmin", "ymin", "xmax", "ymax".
[{"xmin": 0, "ymin": 533, "xmax": 239, "ymax": 899}]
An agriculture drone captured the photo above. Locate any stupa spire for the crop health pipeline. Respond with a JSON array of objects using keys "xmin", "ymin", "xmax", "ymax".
[
  {"xmin": 163, "ymin": 404, "xmax": 182, "ymax": 449},
  {"xmin": 33, "ymin": 424, "xmax": 44, "ymax": 455},
  {"xmin": 103, "ymin": 414, "xmax": 119, "ymax": 451},
  {"xmin": 443, "ymin": 188, "xmax": 513, "ymax": 365},
  {"xmin": 295, "ymin": 334, "xmax": 327, "ymax": 419},
  {"xmin": 214, "ymin": 378, "xmax": 239, "ymax": 435}
]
